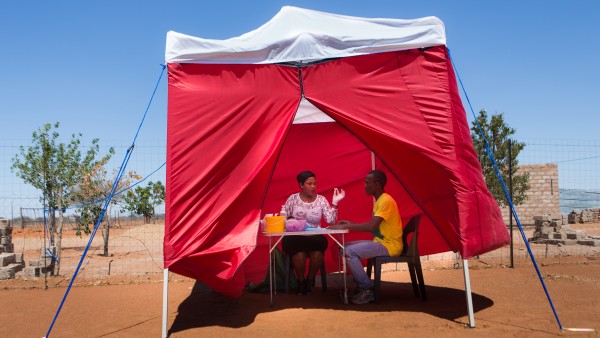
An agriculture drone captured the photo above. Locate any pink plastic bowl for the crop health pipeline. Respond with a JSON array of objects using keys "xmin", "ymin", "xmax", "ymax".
[{"xmin": 285, "ymin": 219, "xmax": 306, "ymax": 232}]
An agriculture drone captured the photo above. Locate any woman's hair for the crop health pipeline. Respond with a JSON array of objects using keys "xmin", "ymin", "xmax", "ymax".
[{"xmin": 296, "ymin": 170, "xmax": 316, "ymax": 186}]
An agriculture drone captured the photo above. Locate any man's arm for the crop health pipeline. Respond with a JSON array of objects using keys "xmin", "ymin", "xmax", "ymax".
[{"xmin": 328, "ymin": 216, "xmax": 384, "ymax": 232}]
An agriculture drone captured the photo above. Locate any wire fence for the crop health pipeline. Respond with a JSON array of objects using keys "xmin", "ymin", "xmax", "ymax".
[
  {"xmin": 1, "ymin": 139, "xmax": 170, "ymax": 286},
  {"xmin": 1, "ymin": 138, "xmax": 600, "ymax": 288}
]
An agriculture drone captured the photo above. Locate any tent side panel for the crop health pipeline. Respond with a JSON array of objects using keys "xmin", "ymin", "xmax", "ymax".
[
  {"xmin": 302, "ymin": 49, "xmax": 459, "ymax": 255},
  {"xmin": 302, "ymin": 47, "xmax": 508, "ymax": 257},
  {"xmin": 165, "ymin": 63, "xmax": 300, "ymax": 297},
  {"xmin": 442, "ymin": 49, "xmax": 510, "ymax": 257}
]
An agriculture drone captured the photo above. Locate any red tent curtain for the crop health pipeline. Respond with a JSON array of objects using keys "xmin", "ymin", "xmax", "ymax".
[
  {"xmin": 165, "ymin": 46, "xmax": 509, "ymax": 297},
  {"xmin": 165, "ymin": 63, "xmax": 300, "ymax": 296},
  {"xmin": 302, "ymin": 47, "xmax": 508, "ymax": 257}
]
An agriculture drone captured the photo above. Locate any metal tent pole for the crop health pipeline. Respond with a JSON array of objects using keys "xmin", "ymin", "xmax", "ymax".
[
  {"xmin": 462, "ymin": 259, "xmax": 475, "ymax": 327},
  {"xmin": 162, "ymin": 268, "xmax": 169, "ymax": 338}
]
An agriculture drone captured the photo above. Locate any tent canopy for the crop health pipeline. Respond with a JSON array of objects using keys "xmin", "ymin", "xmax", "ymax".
[
  {"xmin": 164, "ymin": 6, "xmax": 509, "ymax": 298},
  {"xmin": 166, "ymin": 6, "xmax": 445, "ymax": 64}
]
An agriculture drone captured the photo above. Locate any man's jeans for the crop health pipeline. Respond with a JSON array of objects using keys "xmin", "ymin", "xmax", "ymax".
[{"xmin": 345, "ymin": 240, "xmax": 389, "ymax": 290}]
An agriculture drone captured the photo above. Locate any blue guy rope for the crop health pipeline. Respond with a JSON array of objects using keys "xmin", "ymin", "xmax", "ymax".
[
  {"xmin": 45, "ymin": 64, "xmax": 166, "ymax": 338},
  {"xmin": 447, "ymin": 49, "xmax": 564, "ymax": 330}
]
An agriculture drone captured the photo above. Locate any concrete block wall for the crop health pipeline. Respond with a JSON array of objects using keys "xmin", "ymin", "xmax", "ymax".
[
  {"xmin": 568, "ymin": 208, "xmax": 600, "ymax": 224},
  {"xmin": 0, "ymin": 218, "xmax": 25, "ymax": 280},
  {"xmin": 501, "ymin": 164, "xmax": 559, "ymax": 226},
  {"xmin": 530, "ymin": 214, "xmax": 600, "ymax": 246},
  {"xmin": 24, "ymin": 246, "xmax": 55, "ymax": 278},
  {"xmin": 0, "ymin": 218, "xmax": 14, "ymax": 253}
]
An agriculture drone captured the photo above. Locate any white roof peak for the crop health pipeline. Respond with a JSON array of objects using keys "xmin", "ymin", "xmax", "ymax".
[{"xmin": 166, "ymin": 6, "xmax": 446, "ymax": 64}]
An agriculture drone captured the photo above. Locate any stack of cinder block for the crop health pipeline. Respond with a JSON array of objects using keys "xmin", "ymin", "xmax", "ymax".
[
  {"xmin": 24, "ymin": 246, "xmax": 55, "ymax": 277},
  {"xmin": 568, "ymin": 208, "xmax": 600, "ymax": 224},
  {"xmin": 531, "ymin": 214, "xmax": 569, "ymax": 242},
  {"xmin": 0, "ymin": 218, "xmax": 25, "ymax": 280},
  {"xmin": 0, "ymin": 217, "xmax": 14, "ymax": 253},
  {"xmin": 530, "ymin": 213, "xmax": 599, "ymax": 246}
]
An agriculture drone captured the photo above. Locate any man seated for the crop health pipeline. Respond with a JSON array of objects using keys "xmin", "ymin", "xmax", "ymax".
[{"xmin": 328, "ymin": 170, "xmax": 402, "ymax": 304}]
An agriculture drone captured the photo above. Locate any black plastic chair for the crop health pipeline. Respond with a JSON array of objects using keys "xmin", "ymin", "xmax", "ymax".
[
  {"xmin": 366, "ymin": 214, "xmax": 426, "ymax": 303},
  {"xmin": 284, "ymin": 254, "xmax": 328, "ymax": 293}
]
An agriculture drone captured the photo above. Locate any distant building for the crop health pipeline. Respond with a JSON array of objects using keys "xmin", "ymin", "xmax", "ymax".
[{"xmin": 500, "ymin": 163, "xmax": 559, "ymax": 226}]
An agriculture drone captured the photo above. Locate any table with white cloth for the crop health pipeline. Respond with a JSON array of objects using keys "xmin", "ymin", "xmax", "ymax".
[{"xmin": 263, "ymin": 228, "xmax": 349, "ymax": 306}]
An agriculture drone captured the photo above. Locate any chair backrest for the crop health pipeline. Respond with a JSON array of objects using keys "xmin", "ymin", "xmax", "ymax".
[{"xmin": 401, "ymin": 214, "xmax": 422, "ymax": 257}]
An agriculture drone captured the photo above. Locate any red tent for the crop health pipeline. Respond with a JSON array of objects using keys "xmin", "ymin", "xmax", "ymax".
[{"xmin": 164, "ymin": 6, "xmax": 509, "ymax": 298}]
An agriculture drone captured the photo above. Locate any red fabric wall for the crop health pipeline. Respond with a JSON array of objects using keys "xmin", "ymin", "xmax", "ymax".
[
  {"xmin": 165, "ymin": 63, "xmax": 301, "ymax": 295},
  {"xmin": 165, "ymin": 47, "xmax": 510, "ymax": 297},
  {"xmin": 301, "ymin": 47, "xmax": 508, "ymax": 258}
]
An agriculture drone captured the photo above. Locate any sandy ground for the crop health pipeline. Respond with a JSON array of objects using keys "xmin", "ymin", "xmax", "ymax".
[
  {"xmin": 1, "ymin": 259, "xmax": 599, "ymax": 337},
  {"xmin": 2, "ymin": 222, "xmax": 599, "ymax": 337}
]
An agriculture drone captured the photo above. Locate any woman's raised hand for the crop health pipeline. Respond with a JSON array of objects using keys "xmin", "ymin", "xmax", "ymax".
[{"xmin": 332, "ymin": 187, "xmax": 345, "ymax": 206}]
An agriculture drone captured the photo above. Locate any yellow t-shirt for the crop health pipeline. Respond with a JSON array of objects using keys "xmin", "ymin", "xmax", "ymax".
[{"xmin": 372, "ymin": 193, "xmax": 403, "ymax": 256}]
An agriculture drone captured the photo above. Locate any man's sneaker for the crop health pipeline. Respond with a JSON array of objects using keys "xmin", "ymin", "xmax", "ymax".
[
  {"xmin": 340, "ymin": 287, "xmax": 360, "ymax": 299},
  {"xmin": 349, "ymin": 287, "xmax": 362, "ymax": 297},
  {"xmin": 350, "ymin": 288, "xmax": 374, "ymax": 305}
]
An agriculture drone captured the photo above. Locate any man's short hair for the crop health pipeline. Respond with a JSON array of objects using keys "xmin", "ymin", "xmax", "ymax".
[{"xmin": 368, "ymin": 170, "xmax": 387, "ymax": 187}]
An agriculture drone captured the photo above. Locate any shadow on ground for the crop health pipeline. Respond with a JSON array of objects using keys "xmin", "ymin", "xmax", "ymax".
[{"xmin": 167, "ymin": 280, "xmax": 493, "ymax": 336}]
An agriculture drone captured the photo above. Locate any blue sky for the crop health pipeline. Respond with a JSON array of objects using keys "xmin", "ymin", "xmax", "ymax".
[
  {"xmin": 1, "ymin": 1, "xmax": 599, "ymax": 210},
  {"xmin": 1, "ymin": 1, "xmax": 599, "ymax": 143}
]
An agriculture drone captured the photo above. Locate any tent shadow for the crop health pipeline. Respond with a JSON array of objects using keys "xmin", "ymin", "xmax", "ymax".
[{"xmin": 167, "ymin": 280, "xmax": 494, "ymax": 335}]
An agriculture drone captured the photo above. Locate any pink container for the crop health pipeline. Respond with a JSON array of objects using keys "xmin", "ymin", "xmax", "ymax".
[{"xmin": 285, "ymin": 219, "xmax": 306, "ymax": 232}]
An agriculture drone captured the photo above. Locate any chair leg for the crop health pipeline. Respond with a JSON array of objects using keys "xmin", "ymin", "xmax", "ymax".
[
  {"xmin": 320, "ymin": 260, "xmax": 327, "ymax": 293},
  {"xmin": 284, "ymin": 255, "xmax": 291, "ymax": 294},
  {"xmin": 415, "ymin": 262, "xmax": 427, "ymax": 301},
  {"xmin": 366, "ymin": 258, "xmax": 373, "ymax": 278},
  {"xmin": 407, "ymin": 262, "xmax": 419, "ymax": 298},
  {"xmin": 374, "ymin": 259, "xmax": 382, "ymax": 303}
]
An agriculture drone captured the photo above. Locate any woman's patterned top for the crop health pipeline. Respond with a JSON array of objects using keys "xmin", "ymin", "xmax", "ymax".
[{"xmin": 283, "ymin": 193, "xmax": 337, "ymax": 228}]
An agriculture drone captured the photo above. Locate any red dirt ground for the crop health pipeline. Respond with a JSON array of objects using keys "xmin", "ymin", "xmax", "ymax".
[{"xmin": 2, "ymin": 259, "xmax": 599, "ymax": 337}]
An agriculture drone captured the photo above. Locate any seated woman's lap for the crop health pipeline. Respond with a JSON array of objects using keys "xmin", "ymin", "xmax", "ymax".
[{"xmin": 282, "ymin": 235, "xmax": 328, "ymax": 256}]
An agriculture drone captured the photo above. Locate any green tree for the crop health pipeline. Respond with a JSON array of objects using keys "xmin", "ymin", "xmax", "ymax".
[
  {"xmin": 122, "ymin": 181, "xmax": 165, "ymax": 224},
  {"xmin": 71, "ymin": 166, "xmax": 140, "ymax": 256},
  {"xmin": 470, "ymin": 110, "xmax": 530, "ymax": 207},
  {"xmin": 11, "ymin": 122, "xmax": 114, "ymax": 275}
]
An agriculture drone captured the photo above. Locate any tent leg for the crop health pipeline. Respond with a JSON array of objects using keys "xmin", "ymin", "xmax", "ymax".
[
  {"xmin": 162, "ymin": 268, "xmax": 169, "ymax": 338},
  {"xmin": 462, "ymin": 259, "xmax": 475, "ymax": 328},
  {"xmin": 269, "ymin": 236, "xmax": 274, "ymax": 306}
]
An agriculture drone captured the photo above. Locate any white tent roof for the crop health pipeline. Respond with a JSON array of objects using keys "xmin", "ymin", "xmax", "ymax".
[{"xmin": 165, "ymin": 6, "xmax": 446, "ymax": 64}]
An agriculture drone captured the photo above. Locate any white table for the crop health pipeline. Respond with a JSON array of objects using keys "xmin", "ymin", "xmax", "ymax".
[{"xmin": 263, "ymin": 228, "xmax": 349, "ymax": 306}]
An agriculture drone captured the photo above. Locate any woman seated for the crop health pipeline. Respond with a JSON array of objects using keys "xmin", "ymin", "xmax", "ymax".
[{"xmin": 282, "ymin": 170, "xmax": 345, "ymax": 294}]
